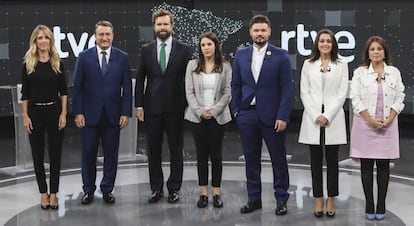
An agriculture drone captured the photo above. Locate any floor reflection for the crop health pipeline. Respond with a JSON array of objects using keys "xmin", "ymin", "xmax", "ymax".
[{"xmin": 4, "ymin": 180, "xmax": 405, "ymax": 226}]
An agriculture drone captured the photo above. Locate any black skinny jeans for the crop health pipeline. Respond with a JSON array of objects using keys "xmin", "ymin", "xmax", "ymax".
[
  {"xmin": 190, "ymin": 119, "xmax": 225, "ymax": 187},
  {"xmin": 28, "ymin": 103, "xmax": 64, "ymax": 193}
]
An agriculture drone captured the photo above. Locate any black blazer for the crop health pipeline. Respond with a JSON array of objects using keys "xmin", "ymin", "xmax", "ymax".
[{"xmin": 135, "ymin": 38, "xmax": 191, "ymax": 115}]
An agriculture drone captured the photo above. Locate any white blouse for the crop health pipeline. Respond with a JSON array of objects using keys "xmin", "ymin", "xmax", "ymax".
[{"xmin": 201, "ymin": 72, "xmax": 217, "ymax": 108}]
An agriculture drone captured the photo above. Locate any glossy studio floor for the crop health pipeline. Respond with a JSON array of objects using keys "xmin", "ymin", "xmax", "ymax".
[{"xmin": 1, "ymin": 111, "xmax": 413, "ymax": 226}]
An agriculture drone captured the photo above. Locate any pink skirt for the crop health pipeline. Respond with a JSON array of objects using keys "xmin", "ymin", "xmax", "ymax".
[{"xmin": 350, "ymin": 115, "xmax": 400, "ymax": 159}]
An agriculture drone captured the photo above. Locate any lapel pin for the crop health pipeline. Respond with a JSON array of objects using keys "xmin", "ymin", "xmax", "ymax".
[{"xmin": 266, "ymin": 51, "xmax": 272, "ymax": 56}]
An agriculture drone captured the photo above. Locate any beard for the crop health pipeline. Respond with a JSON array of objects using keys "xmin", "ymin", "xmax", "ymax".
[
  {"xmin": 156, "ymin": 30, "xmax": 172, "ymax": 41},
  {"xmin": 253, "ymin": 37, "xmax": 267, "ymax": 47},
  {"xmin": 254, "ymin": 40, "xmax": 267, "ymax": 47}
]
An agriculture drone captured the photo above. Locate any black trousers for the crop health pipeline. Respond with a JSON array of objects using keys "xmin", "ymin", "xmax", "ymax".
[
  {"xmin": 28, "ymin": 104, "xmax": 64, "ymax": 193},
  {"xmin": 309, "ymin": 127, "xmax": 339, "ymax": 198},
  {"xmin": 190, "ymin": 119, "xmax": 225, "ymax": 187},
  {"xmin": 360, "ymin": 158, "xmax": 390, "ymax": 214},
  {"xmin": 145, "ymin": 112, "xmax": 184, "ymax": 192}
]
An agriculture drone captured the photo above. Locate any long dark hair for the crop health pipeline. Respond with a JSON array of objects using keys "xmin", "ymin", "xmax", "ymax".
[
  {"xmin": 361, "ymin": 36, "xmax": 392, "ymax": 66},
  {"xmin": 194, "ymin": 31, "xmax": 227, "ymax": 74},
  {"xmin": 308, "ymin": 28, "xmax": 339, "ymax": 63}
]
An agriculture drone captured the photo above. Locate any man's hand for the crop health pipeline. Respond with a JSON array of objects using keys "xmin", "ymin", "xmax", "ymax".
[
  {"xmin": 119, "ymin": 116, "xmax": 129, "ymax": 128},
  {"xmin": 274, "ymin": 120, "xmax": 287, "ymax": 133},
  {"xmin": 136, "ymin": 109, "xmax": 144, "ymax": 122},
  {"xmin": 74, "ymin": 114, "xmax": 85, "ymax": 128}
]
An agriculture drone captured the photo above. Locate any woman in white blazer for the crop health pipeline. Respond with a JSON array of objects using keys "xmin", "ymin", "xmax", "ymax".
[
  {"xmin": 298, "ymin": 29, "xmax": 349, "ymax": 217},
  {"xmin": 349, "ymin": 36, "xmax": 405, "ymax": 220},
  {"xmin": 185, "ymin": 32, "xmax": 232, "ymax": 208}
]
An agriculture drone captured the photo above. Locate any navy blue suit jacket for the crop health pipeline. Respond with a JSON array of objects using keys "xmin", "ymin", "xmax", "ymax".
[
  {"xmin": 72, "ymin": 46, "xmax": 132, "ymax": 126},
  {"xmin": 231, "ymin": 44, "xmax": 293, "ymax": 126}
]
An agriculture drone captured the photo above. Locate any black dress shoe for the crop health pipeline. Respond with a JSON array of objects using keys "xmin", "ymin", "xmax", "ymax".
[
  {"xmin": 81, "ymin": 193, "xmax": 94, "ymax": 205},
  {"xmin": 103, "ymin": 192, "xmax": 116, "ymax": 204},
  {"xmin": 168, "ymin": 191, "xmax": 180, "ymax": 203},
  {"xmin": 240, "ymin": 200, "xmax": 262, "ymax": 213},
  {"xmin": 148, "ymin": 190, "xmax": 164, "ymax": 203},
  {"xmin": 213, "ymin": 195, "xmax": 223, "ymax": 208},
  {"xmin": 197, "ymin": 195, "xmax": 208, "ymax": 208},
  {"xmin": 275, "ymin": 202, "xmax": 287, "ymax": 215}
]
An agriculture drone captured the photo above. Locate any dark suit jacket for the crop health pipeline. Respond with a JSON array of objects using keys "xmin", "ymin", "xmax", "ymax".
[
  {"xmin": 231, "ymin": 44, "xmax": 293, "ymax": 126},
  {"xmin": 135, "ymin": 39, "xmax": 192, "ymax": 114},
  {"xmin": 72, "ymin": 46, "xmax": 132, "ymax": 126}
]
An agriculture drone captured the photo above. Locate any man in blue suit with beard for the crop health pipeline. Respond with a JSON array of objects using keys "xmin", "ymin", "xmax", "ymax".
[
  {"xmin": 73, "ymin": 20, "xmax": 132, "ymax": 205},
  {"xmin": 231, "ymin": 14, "xmax": 293, "ymax": 216}
]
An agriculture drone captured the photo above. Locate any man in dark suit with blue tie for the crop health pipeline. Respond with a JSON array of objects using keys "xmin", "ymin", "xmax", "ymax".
[
  {"xmin": 135, "ymin": 9, "xmax": 191, "ymax": 204},
  {"xmin": 73, "ymin": 20, "xmax": 132, "ymax": 205},
  {"xmin": 231, "ymin": 15, "xmax": 293, "ymax": 215}
]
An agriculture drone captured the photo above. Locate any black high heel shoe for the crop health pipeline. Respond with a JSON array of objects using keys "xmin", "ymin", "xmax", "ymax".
[
  {"xmin": 49, "ymin": 194, "xmax": 59, "ymax": 210},
  {"xmin": 326, "ymin": 198, "xmax": 335, "ymax": 217},
  {"xmin": 326, "ymin": 210, "xmax": 336, "ymax": 217},
  {"xmin": 40, "ymin": 193, "xmax": 50, "ymax": 210},
  {"xmin": 314, "ymin": 210, "xmax": 323, "ymax": 217},
  {"xmin": 40, "ymin": 204, "xmax": 50, "ymax": 210},
  {"xmin": 313, "ymin": 197, "xmax": 323, "ymax": 218}
]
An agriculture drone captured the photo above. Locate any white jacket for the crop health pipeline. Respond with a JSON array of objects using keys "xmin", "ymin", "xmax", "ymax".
[
  {"xmin": 350, "ymin": 63, "xmax": 405, "ymax": 118},
  {"xmin": 299, "ymin": 58, "xmax": 349, "ymax": 145}
]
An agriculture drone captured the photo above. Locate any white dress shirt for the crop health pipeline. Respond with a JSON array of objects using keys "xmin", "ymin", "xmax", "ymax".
[
  {"xmin": 97, "ymin": 46, "xmax": 111, "ymax": 68},
  {"xmin": 250, "ymin": 43, "xmax": 267, "ymax": 105}
]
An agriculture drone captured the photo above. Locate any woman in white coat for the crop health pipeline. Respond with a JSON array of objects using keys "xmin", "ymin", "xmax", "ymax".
[
  {"xmin": 185, "ymin": 32, "xmax": 232, "ymax": 208},
  {"xmin": 350, "ymin": 36, "xmax": 405, "ymax": 220},
  {"xmin": 298, "ymin": 29, "xmax": 349, "ymax": 217}
]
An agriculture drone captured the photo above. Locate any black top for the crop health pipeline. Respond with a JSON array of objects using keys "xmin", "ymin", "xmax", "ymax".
[{"xmin": 20, "ymin": 61, "xmax": 68, "ymax": 103}]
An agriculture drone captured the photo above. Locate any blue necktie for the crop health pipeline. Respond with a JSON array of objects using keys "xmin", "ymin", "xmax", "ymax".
[{"xmin": 101, "ymin": 51, "xmax": 108, "ymax": 75}]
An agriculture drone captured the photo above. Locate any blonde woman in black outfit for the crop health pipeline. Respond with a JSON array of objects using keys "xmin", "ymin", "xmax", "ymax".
[{"xmin": 21, "ymin": 25, "xmax": 68, "ymax": 210}]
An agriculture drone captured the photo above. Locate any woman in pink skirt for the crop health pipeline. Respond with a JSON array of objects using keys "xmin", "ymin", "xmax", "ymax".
[{"xmin": 350, "ymin": 36, "xmax": 405, "ymax": 221}]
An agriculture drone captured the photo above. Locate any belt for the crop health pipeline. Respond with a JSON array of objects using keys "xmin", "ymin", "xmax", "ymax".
[
  {"xmin": 247, "ymin": 105, "xmax": 256, "ymax": 110},
  {"xmin": 34, "ymin": 101, "xmax": 56, "ymax": 106}
]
